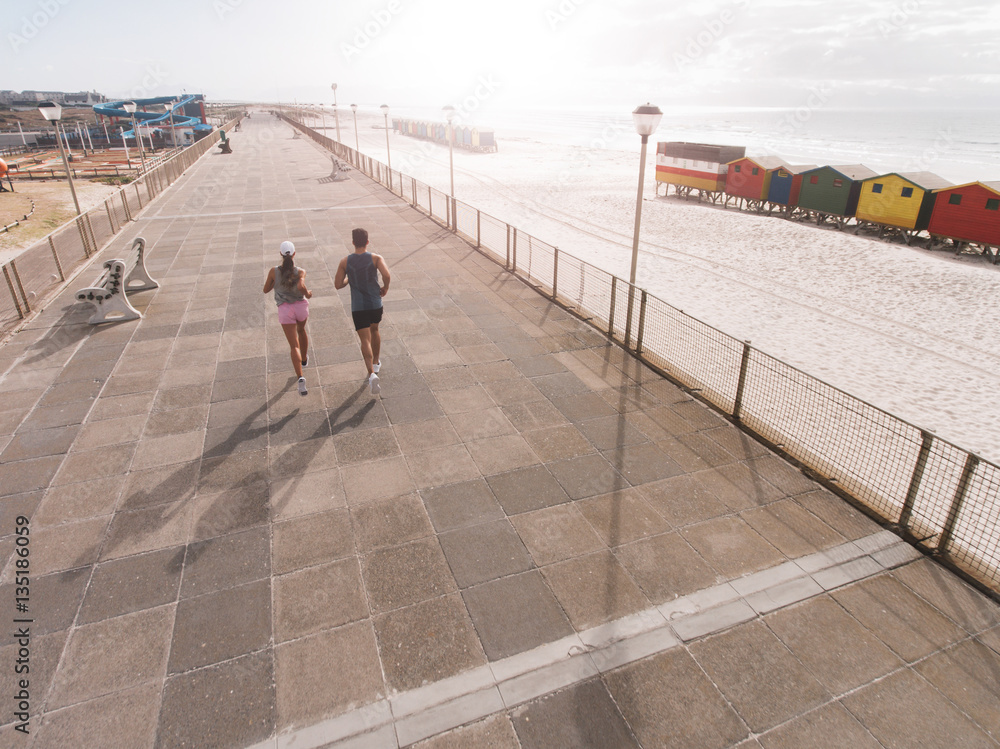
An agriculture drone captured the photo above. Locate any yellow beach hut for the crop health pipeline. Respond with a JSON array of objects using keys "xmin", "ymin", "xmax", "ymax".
[{"xmin": 854, "ymin": 172, "xmax": 951, "ymax": 244}]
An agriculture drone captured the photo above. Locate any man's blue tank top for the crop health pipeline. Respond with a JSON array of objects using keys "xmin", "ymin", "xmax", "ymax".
[{"xmin": 346, "ymin": 252, "xmax": 383, "ymax": 311}]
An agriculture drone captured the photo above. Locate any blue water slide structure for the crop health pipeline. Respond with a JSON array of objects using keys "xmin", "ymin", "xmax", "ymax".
[{"xmin": 93, "ymin": 95, "xmax": 213, "ymax": 138}]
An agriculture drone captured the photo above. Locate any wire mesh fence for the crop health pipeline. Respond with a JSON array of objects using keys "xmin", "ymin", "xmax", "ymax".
[
  {"xmin": 294, "ymin": 113, "xmax": 1000, "ymax": 594},
  {"xmin": 1, "ymin": 117, "xmax": 237, "ymax": 337}
]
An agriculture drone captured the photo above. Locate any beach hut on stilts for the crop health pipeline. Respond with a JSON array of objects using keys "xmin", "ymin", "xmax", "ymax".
[
  {"xmin": 795, "ymin": 165, "xmax": 877, "ymax": 229},
  {"xmin": 655, "ymin": 142, "xmax": 745, "ymax": 204},
  {"xmin": 766, "ymin": 164, "xmax": 816, "ymax": 217},
  {"xmin": 927, "ymin": 181, "xmax": 1000, "ymax": 262},
  {"xmin": 722, "ymin": 156, "xmax": 790, "ymax": 213},
  {"xmin": 854, "ymin": 172, "xmax": 950, "ymax": 245}
]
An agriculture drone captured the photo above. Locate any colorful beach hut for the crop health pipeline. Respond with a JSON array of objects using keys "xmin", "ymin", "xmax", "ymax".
[
  {"xmin": 765, "ymin": 164, "xmax": 816, "ymax": 216},
  {"xmin": 796, "ymin": 165, "xmax": 877, "ymax": 228},
  {"xmin": 927, "ymin": 181, "xmax": 1000, "ymax": 261},
  {"xmin": 855, "ymin": 172, "xmax": 950, "ymax": 243},
  {"xmin": 723, "ymin": 156, "xmax": 790, "ymax": 211},
  {"xmin": 654, "ymin": 142, "xmax": 746, "ymax": 203}
]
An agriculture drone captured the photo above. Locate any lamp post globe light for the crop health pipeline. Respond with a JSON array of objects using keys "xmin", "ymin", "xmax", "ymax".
[
  {"xmin": 331, "ymin": 83, "xmax": 342, "ymax": 143},
  {"xmin": 121, "ymin": 100, "xmax": 147, "ymax": 170},
  {"xmin": 350, "ymin": 103, "xmax": 359, "ymax": 152},
  {"xmin": 380, "ymin": 104, "xmax": 392, "ymax": 191},
  {"xmin": 443, "ymin": 105, "xmax": 456, "ymax": 198},
  {"xmin": 37, "ymin": 101, "xmax": 81, "ymax": 215},
  {"xmin": 625, "ymin": 102, "xmax": 663, "ymax": 346}
]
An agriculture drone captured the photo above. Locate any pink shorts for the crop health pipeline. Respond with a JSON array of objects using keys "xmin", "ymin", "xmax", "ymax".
[{"xmin": 278, "ymin": 299, "xmax": 309, "ymax": 325}]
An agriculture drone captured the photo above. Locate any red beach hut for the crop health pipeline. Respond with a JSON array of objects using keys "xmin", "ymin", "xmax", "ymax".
[
  {"xmin": 723, "ymin": 156, "xmax": 790, "ymax": 212},
  {"xmin": 928, "ymin": 181, "xmax": 1000, "ymax": 262}
]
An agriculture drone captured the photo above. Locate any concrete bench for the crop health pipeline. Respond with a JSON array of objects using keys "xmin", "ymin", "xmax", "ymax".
[{"xmin": 76, "ymin": 236, "xmax": 159, "ymax": 324}]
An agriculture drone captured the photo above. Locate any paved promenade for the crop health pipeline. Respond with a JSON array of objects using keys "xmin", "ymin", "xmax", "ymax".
[{"xmin": 1, "ymin": 116, "xmax": 999, "ymax": 749}]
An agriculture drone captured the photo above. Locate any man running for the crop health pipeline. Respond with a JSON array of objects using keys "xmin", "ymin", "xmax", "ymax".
[{"xmin": 335, "ymin": 227, "xmax": 390, "ymax": 395}]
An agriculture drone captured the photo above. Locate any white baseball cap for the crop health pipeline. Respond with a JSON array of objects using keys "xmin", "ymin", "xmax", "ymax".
[{"xmin": 279, "ymin": 241, "xmax": 295, "ymax": 256}]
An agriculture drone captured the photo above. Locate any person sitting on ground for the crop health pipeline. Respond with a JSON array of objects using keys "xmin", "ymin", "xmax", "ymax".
[
  {"xmin": 334, "ymin": 227, "xmax": 390, "ymax": 395},
  {"xmin": 263, "ymin": 240, "xmax": 313, "ymax": 395}
]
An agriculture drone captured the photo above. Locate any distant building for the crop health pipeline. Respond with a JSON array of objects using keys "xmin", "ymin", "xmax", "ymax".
[{"xmin": 5, "ymin": 89, "xmax": 106, "ymax": 108}]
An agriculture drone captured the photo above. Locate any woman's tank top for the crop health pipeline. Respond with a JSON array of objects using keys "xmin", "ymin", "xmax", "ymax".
[{"xmin": 273, "ymin": 265, "xmax": 304, "ymax": 306}]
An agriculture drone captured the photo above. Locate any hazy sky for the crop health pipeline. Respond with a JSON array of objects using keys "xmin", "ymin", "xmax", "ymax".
[{"xmin": 4, "ymin": 0, "xmax": 999, "ymax": 115}]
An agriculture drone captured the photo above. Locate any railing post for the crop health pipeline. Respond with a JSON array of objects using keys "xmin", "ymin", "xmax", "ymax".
[
  {"xmin": 411, "ymin": 177, "xmax": 417, "ymax": 207},
  {"xmin": 624, "ymin": 283, "xmax": 636, "ymax": 349},
  {"xmin": 77, "ymin": 217, "xmax": 92, "ymax": 257},
  {"xmin": 512, "ymin": 227, "xmax": 518, "ymax": 273},
  {"xmin": 733, "ymin": 340, "xmax": 753, "ymax": 421},
  {"xmin": 476, "ymin": 210, "xmax": 481, "ymax": 248},
  {"xmin": 635, "ymin": 290, "xmax": 648, "ymax": 355},
  {"xmin": 8, "ymin": 260, "xmax": 30, "ymax": 313},
  {"xmin": 552, "ymin": 247, "xmax": 559, "ymax": 301},
  {"xmin": 105, "ymin": 199, "xmax": 116, "ymax": 233},
  {"xmin": 608, "ymin": 277, "xmax": 617, "ymax": 337},
  {"xmin": 446, "ymin": 196, "xmax": 451, "ymax": 230},
  {"xmin": 428, "ymin": 187, "xmax": 432, "ymax": 219},
  {"xmin": 937, "ymin": 452, "xmax": 979, "ymax": 555},
  {"xmin": 899, "ymin": 430, "xmax": 934, "ymax": 529},
  {"xmin": 3, "ymin": 266, "xmax": 24, "ymax": 319},
  {"xmin": 49, "ymin": 236, "xmax": 64, "ymax": 281},
  {"xmin": 505, "ymin": 224, "xmax": 511, "ymax": 269},
  {"xmin": 85, "ymin": 214, "xmax": 98, "ymax": 253}
]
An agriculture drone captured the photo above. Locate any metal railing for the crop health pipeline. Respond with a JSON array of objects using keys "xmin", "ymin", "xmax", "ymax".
[
  {"xmin": 0, "ymin": 118, "xmax": 239, "ymax": 338},
  {"xmin": 280, "ymin": 112, "xmax": 1000, "ymax": 597}
]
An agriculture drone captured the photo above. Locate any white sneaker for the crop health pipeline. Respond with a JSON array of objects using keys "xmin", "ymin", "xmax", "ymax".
[
  {"xmin": 373, "ymin": 360, "xmax": 381, "ymax": 374},
  {"xmin": 297, "ymin": 377, "xmax": 307, "ymax": 395},
  {"xmin": 369, "ymin": 372, "xmax": 380, "ymax": 395}
]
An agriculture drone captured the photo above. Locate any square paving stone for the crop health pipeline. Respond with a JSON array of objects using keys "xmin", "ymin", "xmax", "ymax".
[
  {"xmin": 132, "ymin": 431, "xmax": 207, "ymax": 470},
  {"xmin": 34, "ymin": 683, "xmax": 160, "ymax": 749},
  {"xmin": 765, "ymin": 595, "xmax": 903, "ymax": 695},
  {"xmin": 333, "ymin": 425, "xmax": 400, "ymax": 464},
  {"xmin": 510, "ymin": 504, "xmax": 607, "ymax": 566},
  {"xmin": 502, "ymin": 400, "xmax": 569, "ymax": 432},
  {"xmin": 405, "ymin": 444, "xmax": 482, "ymax": 490},
  {"xmin": 273, "ymin": 557, "xmax": 368, "ymax": 642},
  {"xmin": 521, "ymin": 425, "xmax": 595, "ymax": 462},
  {"xmin": 892, "ymin": 558, "xmax": 1000, "ymax": 634},
  {"xmin": 79, "ymin": 546, "xmax": 184, "ymax": 625},
  {"xmin": 841, "ymin": 668, "xmax": 995, "ymax": 748},
  {"xmin": 181, "ymin": 526, "xmax": 271, "ymax": 598},
  {"xmin": 511, "ymin": 679, "xmax": 640, "ymax": 749},
  {"xmin": 531, "ymin": 371, "xmax": 590, "ymax": 399},
  {"xmin": 914, "ymin": 638, "xmax": 1000, "ymax": 739},
  {"xmin": 190, "ymin": 482, "xmax": 270, "ymax": 541},
  {"xmin": 157, "ymin": 650, "xmax": 275, "ymax": 749},
  {"xmin": 463, "ymin": 570, "xmax": 574, "ymax": 660},
  {"xmin": 0, "ymin": 455, "xmax": 64, "ymax": 497},
  {"xmin": 831, "ymin": 574, "xmax": 967, "ymax": 662},
  {"xmin": 546, "ymin": 454, "xmax": 629, "ymax": 500},
  {"xmin": 746, "ymin": 454, "xmax": 818, "ymax": 496},
  {"xmin": 486, "ymin": 465, "xmax": 570, "ymax": 515},
  {"xmin": 269, "ymin": 466, "xmax": 345, "ymax": 520},
  {"xmin": 541, "ymin": 550, "xmax": 650, "ymax": 630},
  {"xmin": 361, "ymin": 537, "xmax": 457, "ymax": 614},
  {"xmin": 13, "ymin": 401, "xmax": 93, "ymax": 432},
  {"xmin": 604, "ymin": 648, "xmax": 747, "ymax": 749},
  {"xmin": 615, "ymin": 532, "xmax": 719, "ymax": 603},
  {"xmin": 393, "ymin": 416, "xmax": 461, "ymax": 453},
  {"xmin": 577, "ymin": 416, "xmax": 649, "ymax": 452},
  {"xmin": 50, "ymin": 443, "xmax": 136, "ymax": 486},
  {"xmin": 408, "ymin": 714, "xmax": 520, "ymax": 749},
  {"xmin": 682, "ymin": 516, "xmax": 786, "ymax": 580},
  {"xmin": 439, "ymin": 519, "xmax": 535, "ymax": 588},
  {"xmin": 436, "ymin": 385, "xmax": 496, "ymax": 414},
  {"xmin": 0, "ymin": 567, "xmax": 90, "ymax": 637},
  {"xmin": 420, "ymin": 479, "xmax": 506, "ymax": 532},
  {"xmin": 30, "ymin": 516, "xmax": 109, "ymax": 576},
  {"xmin": 199, "ymin": 448, "xmax": 269, "ymax": 491},
  {"xmin": 120, "ymin": 461, "xmax": 201, "ymax": 512},
  {"xmin": 33, "ymin": 475, "xmax": 124, "ymax": 526},
  {"xmin": 275, "ymin": 621, "xmax": 383, "ymax": 731},
  {"xmin": 449, "ymin": 406, "xmax": 518, "ymax": 442},
  {"xmin": 577, "ymin": 489, "xmax": 671, "ymax": 547},
  {"xmin": 374, "ymin": 593, "xmax": 487, "ymax": 693},
  {"xmin": 698, "ymin": 464, "xmax": 784, "ymax": 511},
  {"xmin": 794, "ymin": 490, "xmax": 882, "ymax": 541},
  {"xmin": 549, "ymin": 393, "xmax": 618, "ymax": 423},
  {"xmin": 87, "ymin": 392, "xmax": 155, "ymax": 422},
  {"xmin": 481, "ymin": 377, "xmax": 546, "ymax": 407},
  {"xmin": 340, "ymin": 456, "xmax": 416, "ymax": 505},
  {"xmin": 207, "ymin": 396, "xmax": 268, "ymax": 430},
  {"xmin": 1, "ymin": 425, "xmax": 79, "ymax": 462},
  {"xmin": 673, "ymin": 430, "xmax": 738, "ymax": 468},
  {"xmin": 47, "ymin": 605, "xmax": 174, "ymax": 709},
  {"xmin": 467, "ymin": 434, "xmax": 540, "ymax": 476},
  {"xmin": 382, "ymin": 391, "xmax": 444, "ymax": 424},
  {"xmin": 168, "ymin": 579, "xmax": 271, "ymax": 673},
  {"xmin": 637, "ymin": 474, "xmax": 728, "ymax": 528},
  {"xmin": 272, "ymin": 508, "xmax": 354, "ymax": 574},
  {"xmin": 602, "ymin": 442, "xmax": 683, "ymax": 486},
  {"xmin": 690, "ymin": 620, "xmax": 830, "ymax": 733},
  {"xmin": 350, "ymin": 493, "xmax": 434, "ymax": 553},
  {"xmin": 757, "ymin": 702, "xmax": 882, "ymax": 749},
  {"xmin": 741, "ymin": 498, "xmax": 847, "ymax": 558}
]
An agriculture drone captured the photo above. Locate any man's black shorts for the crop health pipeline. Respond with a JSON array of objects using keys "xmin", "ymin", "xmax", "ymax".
[{"xmin": 352, "ymin": 307, "xmax": 383, "ymax": 331}]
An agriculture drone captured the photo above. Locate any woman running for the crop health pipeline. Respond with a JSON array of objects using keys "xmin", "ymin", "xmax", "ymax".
[{"xmin": 263, "ymin": 240, "xmax": 313, "ymax": 395}]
